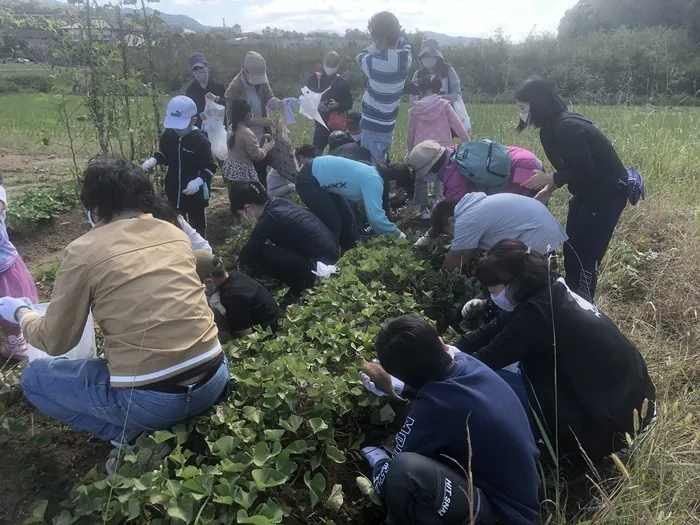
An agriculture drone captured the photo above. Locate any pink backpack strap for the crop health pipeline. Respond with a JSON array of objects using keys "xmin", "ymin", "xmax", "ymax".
[{"xmin": 315, "ymin": 72, "xmax": 322, "ymax": 91}]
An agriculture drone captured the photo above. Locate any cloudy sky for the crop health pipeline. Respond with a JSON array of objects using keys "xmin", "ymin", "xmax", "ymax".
[{"xmin": 160, "ymin": 0, "xmax": 580, "ymax": 40}]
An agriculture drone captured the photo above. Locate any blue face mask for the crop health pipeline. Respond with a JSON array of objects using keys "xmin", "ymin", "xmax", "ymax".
[
  {"xmin": 193, "ymin": 67, "xmax": 209, "ymax": 82},
  {"xmin": 87, "ymin": 210, "xmax": 96, "ymax": 228}
]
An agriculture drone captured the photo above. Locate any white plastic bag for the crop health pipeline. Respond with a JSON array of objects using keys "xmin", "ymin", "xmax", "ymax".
[
  {"xmin": 266, "ymin": 168, "xmax": 295, "ymax": 199},
  {"xmin": 312, "ymin": 262, "xmax": 338, "ymax": 279},
  {"xmin": 298, "ymin": 86, "xmax": 328, "ymax": 129},
  {"xmin": 27, "ymin": 303, "xmax": 96, "ymax": 361},
  {"xmin": 452, "ymin": 98, "xmax": 472, "ymax": 133},
  {"xmin": 201, "ymin": 99, "xmax": 227, "ymax": 161}
]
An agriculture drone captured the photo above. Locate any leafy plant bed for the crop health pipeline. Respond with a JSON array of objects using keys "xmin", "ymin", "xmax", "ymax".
[
  {"xmin": 27, "ymin": 238, "xmax": 480, "ymax": 524},
  {"xmin": 6, "ymin": 184, "xmax": 78, "ymax": 234}
]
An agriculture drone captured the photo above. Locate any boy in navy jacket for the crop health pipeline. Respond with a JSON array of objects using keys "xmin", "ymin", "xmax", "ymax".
[
  {"xmin": 360, "ymin": 315, "xmax": 540, "ymax": 525},
  {"xmin": 143, "ymin": 96, "xmax": 217, "ymax": 237}
]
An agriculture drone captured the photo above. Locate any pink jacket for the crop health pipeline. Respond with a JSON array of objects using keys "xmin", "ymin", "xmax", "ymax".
[
  {"xmin": 442, "ymin": 146, "xmax": 544, "ymax": 201},
  {"xmin": 407, "ymin": 95, "xmax": 470, "ymax": 154}
]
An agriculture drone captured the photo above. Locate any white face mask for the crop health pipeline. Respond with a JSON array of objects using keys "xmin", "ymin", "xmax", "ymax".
[
  {"xmin": 350, "ymin": 133, "xmax": 362, "ymax": 142},
  {"xmin": 422, "ymin": 57, "xmax": 438, "ymax": 70},
  {"xmin": 241, "ymin": 207, "xmax": 257, "ymax": 223},
  {"xmin": 490, "ymin": 286, "xmax": 517, "ymax": 312},
  {"xmin": 519, "ymin": 102, "xmax": 531, "ymax": 125},
  {"xmin": 324, "ymin": 65, "xmax": 338, "ymax": 76},
  {"xmin": 87, "ymin": 210, "xmax": 96, "ymax": 228}
]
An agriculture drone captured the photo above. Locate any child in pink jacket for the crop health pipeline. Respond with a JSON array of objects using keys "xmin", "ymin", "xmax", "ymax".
[
  {"xmin": 406, "ymin": 75, "xmax": 470, "ymax": 154},
  {"xmin": 408, "ymin": 75, "xmax": 470, "ymax": 217}
]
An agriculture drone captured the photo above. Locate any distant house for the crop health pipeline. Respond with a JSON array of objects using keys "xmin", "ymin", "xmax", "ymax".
[
  {"xmin": 59, "ymin": 19, "xmax": 143, "ymax": 46},
  {"xmin": 60, "ymin": 19, "xmax": 114, "ymax": 41},
  {"xmin": 229, "ymin": 34, "xmax": 370, "ymax": 49},
  {"xmin": 302, "ymin": 35, "xmax": 370, "ymax": 48}
]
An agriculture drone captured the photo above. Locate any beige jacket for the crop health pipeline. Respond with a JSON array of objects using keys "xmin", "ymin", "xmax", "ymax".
[
  {"xmin": 225, "ymin": 70, "xmax": 274, "ymax": 124},
  {"xmin": 227, "ymin": 124, "xmax": 272, "ymax": 164},
  {"xmin": 21, "ymin": 213, "xmax": 220, "ymax": 387}
]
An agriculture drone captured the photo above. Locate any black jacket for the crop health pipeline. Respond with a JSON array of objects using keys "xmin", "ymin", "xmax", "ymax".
[
  {"xmin": 305, "ymin": 72, "xmax": 353, "ymax": 121},
  {"xmin": 154, "ymin": 129, "xmax": 217, "ymax": 211},
  {"xmin": 328, "ymin": 133, "xmax": 372, "ymax": 165},
  {"xmin": 185, "ymin": 78, "xmax": 227, "ymax": 125},
  {"xmin": 240, "ymin": 198, "xmax": 339, "ymax": 266},
  {"xmin": 217, "ymin": 271, "xmax": 282, "ymax": 332},
  {"xmin": 540, "ymin": 112, "xmax": 627, "ymax": 202},
  {"xmin": 457, "ymin": 278, "xmax": 655, "ymax": 463}
]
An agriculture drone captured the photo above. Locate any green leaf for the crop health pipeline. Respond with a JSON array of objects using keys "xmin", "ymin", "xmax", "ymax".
[
  {"xmin": 326, "ymin": 484, "xmax": 344, "ymax": 512},
  {"xmin": 236, "ymin": 510, "xmax": 273, "ymax": 525},
  {"xmin": 263, "ymin": 429, "xmax": 286, "ymax": 441},
  {"xmin": 166, "ymin": 498, "xmax": 193, "ymax": 523},
  {"xmin": 308, "ymin": 418, "xmax": 328, "ymax": 434},
  {"xmin": 211, "ymin": 435, "xmax": 240, "ymax": 458},
  {"xmin": 251, "ymin": 468, "xmax": 289, "ymax": 489},
  {"xmin": 232, "ymin": 487, "xmax": 258, "ymax": 510},
  {"xmin": 303, "ymin": 471, "xmax": 326, "ymax": 508},
  {"xmin": 243, "ymin": 406, "xmax": 263, "ymax": 424},
  {"xmin": 253, "ymin": 441, "xmax": 282, "ymax": 467},
  {"xmin": 279, "ymin": 414, "xmax": 303, "ymax": 432},
  {"xmin": 23, "ymin": 500, "xmax": 47, "ymax": 524},
  {"xmin": 379, "ymin": 403, "xmax": 395, "ymax": 422},
  {"xmin": 356, "ymin": 476, "xmax": 381, "ymax": 506},
  {"xmin": 257, "ymin": 499, "xmax": 284, "ymax": 521},
  {"xmin": 326, "ymin": 445, "xmax": 346, "ymax": 464},
  {"xmin": 284, "ymin": 440, "xmax": 315, "ymax": 455},
  {"xmin": 151, "ymin": 430, "xmax": 176, "ymax": 443}
]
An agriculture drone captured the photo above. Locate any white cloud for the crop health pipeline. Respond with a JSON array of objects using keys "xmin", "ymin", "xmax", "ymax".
[{"xmin": 157, "ymin": 0, "xmax": 579, "ymax": 41}]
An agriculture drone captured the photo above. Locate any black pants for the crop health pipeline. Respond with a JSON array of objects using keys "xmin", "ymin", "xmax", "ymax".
[
  {"xmin": 254, "ymin": 158, "xmax": 268, "ymax": 188},
  {"xmin": 312, "ymin": 122, "xmax": 331, "ymax": 153},
  {"xmin": 253, "ymin": 244, "xmax": 317, "ymax": 294},
  {"xmin": 383, "ymin": 453, "xmax": 498, "ymax": 525},
  {"xmin": 563, "ymin": 189, "xmax": 627, "ymax": 302},
  {"xmin": 179, "ymin": 205, "xmax": 207, "ymax": 238},
  {"xmin": 296, "ymin": 162, "xmax": 358, "ymax": 251}
]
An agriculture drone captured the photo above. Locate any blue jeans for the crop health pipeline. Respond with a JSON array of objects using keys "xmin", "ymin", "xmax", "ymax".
[
  {"xmin": 21, "ymin": 356, "xmax": 229, "ymax": 443},
  {"xmin": 361, "ymin": 129, "xmax": 393, "ymax": 165}
]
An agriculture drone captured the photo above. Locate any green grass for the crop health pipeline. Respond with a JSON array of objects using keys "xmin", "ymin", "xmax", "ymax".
[{"xmin": 1, "ymin": 93, "xmax": 700, "ymax": 523}]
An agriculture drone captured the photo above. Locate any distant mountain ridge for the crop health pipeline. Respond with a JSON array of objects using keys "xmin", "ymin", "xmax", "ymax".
[{"xmin": 422, "ymin": 31, "xmax": 485, "ymax": 47}]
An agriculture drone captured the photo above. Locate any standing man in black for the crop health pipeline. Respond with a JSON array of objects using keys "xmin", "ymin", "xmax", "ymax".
[
  {"xmin": 306, "ymin": 51, "xmax": 353, "ymax": 153},
  {"xmin": 185, "ymin": 52, "xmax": 227, "ymax": 128}
]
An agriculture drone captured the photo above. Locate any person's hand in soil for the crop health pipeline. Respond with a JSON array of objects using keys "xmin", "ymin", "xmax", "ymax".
[{"xmin": 361, "ymin": 360, "xmax": 406, "ymax": 402}]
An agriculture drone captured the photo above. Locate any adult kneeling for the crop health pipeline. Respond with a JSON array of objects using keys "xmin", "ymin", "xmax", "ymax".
[{"xmin": 2, "ymin": 157, "xmax": 228, "ymax": 461}]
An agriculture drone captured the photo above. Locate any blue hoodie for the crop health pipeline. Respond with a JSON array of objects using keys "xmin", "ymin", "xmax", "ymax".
[
  {"xmin": 310, "ymin": 155, "xmax": 400, "ymax": 235},
  {"xmin": 373, "ymin": 350, "xmax": 541, "ymax": 524}
]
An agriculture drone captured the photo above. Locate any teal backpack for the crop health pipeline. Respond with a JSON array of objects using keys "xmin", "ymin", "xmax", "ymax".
[{"xmin": 449, "ymin": 140, "xmax": 512, "ymax": 190}]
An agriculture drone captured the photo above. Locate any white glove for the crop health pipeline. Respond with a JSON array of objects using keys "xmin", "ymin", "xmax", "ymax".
[
  {"xmin": 361, "ymin": 446, "xmax": 390, "ymax": 468},
  {"xmin": 397, "ymin": 231, "xmax": 407, "ymax": 240},
  {"xmin": 462, "ymin": 298, "xmax": 488, "ymax": 318},
  {"xmin": 142, "ymin": 157, "xmax": 157, "ymax": 171},
  {"xmin": 263, "ymin": 139, "xmax": 276, "ymax": 154},
  {"xmin": 360, "ymin": 369, "xmax": 405, "ymax": 397},
  {"xmin": 0, "ymin": 297, "xmax": 34, "ymax": 324},
  {"xmin": 413, "ymin": 233, "xmax": 431, "ymax": 247},
  {"xmin": 182, "ymin": 177, "xmax": 204, "ymax": 196}
]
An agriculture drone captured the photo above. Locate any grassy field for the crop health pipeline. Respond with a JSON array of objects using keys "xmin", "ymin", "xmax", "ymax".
[{"xmin": 0, "ymin": 93, "xmax": 699, "ymax": 523}]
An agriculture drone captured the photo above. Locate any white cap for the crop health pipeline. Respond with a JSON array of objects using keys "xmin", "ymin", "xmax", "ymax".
[{"xmin": 163, "ymin": 95, "xmax": 197, "ymax": 130}]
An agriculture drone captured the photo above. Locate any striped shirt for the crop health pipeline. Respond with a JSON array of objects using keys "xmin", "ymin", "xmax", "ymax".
[
  {"xmin": 0, "ymin": 186, "xmax": 18, "ymax": 273},
  {"xmin": 356, "ymin": 38, "xmax": 412, "ymax": 134}
]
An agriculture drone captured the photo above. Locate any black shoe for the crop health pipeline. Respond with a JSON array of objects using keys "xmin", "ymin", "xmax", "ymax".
[{"xmin": 360, "ymin": 226, "xmax": 378, "ymax": 239}]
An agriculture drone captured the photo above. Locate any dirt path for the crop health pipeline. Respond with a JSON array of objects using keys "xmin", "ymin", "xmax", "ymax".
[{"xmin": 0, "ymin": 148, "xmax": 76, "ymax": 193}]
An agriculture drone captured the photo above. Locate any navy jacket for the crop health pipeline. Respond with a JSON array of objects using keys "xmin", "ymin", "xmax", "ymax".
[
  {"xmin": 154, "ymin": 129, "xmax": 217, "ymax": 211},
  {"xmin": 239, "ymin": 198, "xmax": 339, "ymax": 266},
  {"xmin": 373, "ymin": 351, "xmax": 541, "ymax": 525}
]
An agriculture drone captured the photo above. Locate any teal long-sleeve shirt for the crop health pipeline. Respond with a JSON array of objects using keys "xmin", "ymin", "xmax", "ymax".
[{"xmin": 310, "ymin": 156, "xmax": 400, "ymax": 235}]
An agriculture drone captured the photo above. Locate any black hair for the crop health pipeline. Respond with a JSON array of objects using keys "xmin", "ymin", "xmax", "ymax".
[
  {"xmin": 79, "ymin": 155, "xmax": 155, "ymax": 223},
  {"xmin": 367, "ymin": 11, "xmax": 401, "ymax": 47},
  {"xmin": 148, "ymin": 196, "xmax": 181, "ymax": 228},
  {"xmin": 515, "ymin": 76, "xmax": 568, "ymax": 131},
  {"xmin": 376, "ymin": 163, "xmax": 414, "ymax": 212},
  {"xmin": 347, "ymin": 111, "xmax": 362, "ymax": 124},
  {"xmin": 228, "ymin": 99, "xmax": 252, "ymax": 149},
  {"xmin": 474, "ymin": 239, "xmax": 550, "ymax": 302},
  {"xmin": 375, "ymin": 315, "xmax": 452, "ymax": 388},
  {"xmin": 417, "ymin": 74, "xmax": 443, "ymax": 96},
  {"xmin": 430, "ymin": 199, "xmax": 457, "ymax": 236},
  {"xmin": 328, "ymin": 131, "xmax": 354, "ymax": 150},
  {"xmin": 227, "ymin": 180, "xmax": 268, "ymax": 215},
  {"xmin": 295, "ymin": 144, "xmax": 318, "ymax": 160}
]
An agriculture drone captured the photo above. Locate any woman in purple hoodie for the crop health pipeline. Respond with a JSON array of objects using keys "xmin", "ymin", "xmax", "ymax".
[{"xmin": 408, "ymin": 75, "xmax": 470, "ymax": 217}]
